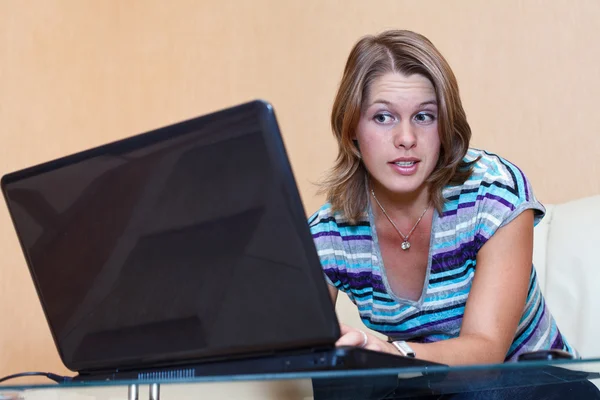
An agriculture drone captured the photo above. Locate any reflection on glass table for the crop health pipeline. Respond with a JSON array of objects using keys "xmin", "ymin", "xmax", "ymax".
[{"xmin": 1, "ymin": 358, "xmax": 600, "ymax": 400}]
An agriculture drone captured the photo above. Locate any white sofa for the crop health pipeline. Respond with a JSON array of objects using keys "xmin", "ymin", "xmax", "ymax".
[{"xmin": 336, "ymin": 195, "xmax": 600, "ymax": 358}]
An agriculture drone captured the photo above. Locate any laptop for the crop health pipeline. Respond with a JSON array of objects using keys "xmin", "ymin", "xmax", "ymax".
[{"xmin": 1, "ymin": 100, "xmax": 441, "ymax": 382}]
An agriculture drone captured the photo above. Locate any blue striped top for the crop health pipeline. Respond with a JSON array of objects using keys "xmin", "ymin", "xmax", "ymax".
[{"xmin": 308, "ymin": 149, "xmax": 577, "ymax": 361}]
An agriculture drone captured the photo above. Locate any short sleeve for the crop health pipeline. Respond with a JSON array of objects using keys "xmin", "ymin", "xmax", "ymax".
[
  {"xmin": 473, "ymin": 152, "xmax": 546, "ymax": 252},
  {"xmin": 308, "ymin": 205, "xmax": 343, "ymax": 289}
]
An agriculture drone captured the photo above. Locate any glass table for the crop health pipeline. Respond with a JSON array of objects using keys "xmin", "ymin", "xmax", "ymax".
[{"xmin": 1, "ymin": 358, "xmax": 599, "ymax": 399}]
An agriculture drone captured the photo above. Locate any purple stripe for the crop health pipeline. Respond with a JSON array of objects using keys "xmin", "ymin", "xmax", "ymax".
[
  {"xmin": 431, "ymin": 242, "xmax": 478, "ymax": 273},
  {"xmin": 323, "ymin": 269, "xmax": 384, "ymax": 293},
  {"xmin": 441, "ymin": 193, "xmax": 515, "ymax": 217},
  {"xmin": 473, "ymin": 233, "xmax": 489, "ymax": 252},
  {"xmin": 457, "ymin": 201, "xmax": 476, "ymax": 209},
  {"xmin": 442, "ymin": 209, "xmax": 458, "ymax": 217},
  {"xmin": 312, "ymin": 232, "xmax": 371, "ymax": 241},
  {"xmin": 515, "ymin": 165, "xmax": 530, "ymax": 201},
  {"xmin": 324, "ymin": 269, "xmax": 340, "ymax": 285},
  {"xmin": 312, "ymin": 231, "xmax": 340, "ymax": 239},
  {"xmin": 338, "ymin": 271, "xmax": 387, "ymax": 292},
  {"xmin": 342, "ymin": 235, "xmax": 372, "ymax": 241},
  {"xmin": 551, "ymin": 331, "xmax": 564, "ymax": 350},
  {"xmin": 478, "ymin": 193, "xmax": 515, "ymax": 210}
]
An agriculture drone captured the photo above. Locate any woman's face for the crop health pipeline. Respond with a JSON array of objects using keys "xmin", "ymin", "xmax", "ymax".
[{"xmin": 355, "ymin": 71, "xmax": 441, "ymax": 199}]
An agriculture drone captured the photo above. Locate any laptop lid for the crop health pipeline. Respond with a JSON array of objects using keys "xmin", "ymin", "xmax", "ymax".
[{"xmin": 2, "ymin": 100, "xmax": 340, "ymax": 373}]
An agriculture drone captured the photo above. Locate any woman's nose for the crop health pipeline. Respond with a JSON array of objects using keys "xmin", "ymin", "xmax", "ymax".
[{"xmin": 393, "ymin": 122, "xmax": 416, "ymax": 149}]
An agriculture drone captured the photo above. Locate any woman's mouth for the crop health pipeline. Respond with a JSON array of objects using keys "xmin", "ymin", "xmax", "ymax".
[
  {"xmin": 390, "ymin": 160, "xmax": 419, "ymax": 175},
  {"xmin": 394, "ymin": 161, "xmax": 416, "ymax": 167}
]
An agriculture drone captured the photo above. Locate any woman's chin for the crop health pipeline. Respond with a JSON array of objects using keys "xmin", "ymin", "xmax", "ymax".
[{"xmin": 378, "ymin": 182, "xmax": 429, "ymax": 198}]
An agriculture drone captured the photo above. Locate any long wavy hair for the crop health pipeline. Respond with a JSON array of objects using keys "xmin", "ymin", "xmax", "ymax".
[{"xmin": 319, "ymin": 30, "xmax": 477, "ymax": 223}]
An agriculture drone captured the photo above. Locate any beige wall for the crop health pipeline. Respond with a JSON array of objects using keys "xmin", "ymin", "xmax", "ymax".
[{"xmin": 1, "ymin": 0, "xmax": 599, "ymax": 379}]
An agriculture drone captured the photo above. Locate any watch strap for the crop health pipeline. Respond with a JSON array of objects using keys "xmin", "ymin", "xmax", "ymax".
[{"xmin": 392, "ymin": 340, "xmax": 416, "ymax": 358}]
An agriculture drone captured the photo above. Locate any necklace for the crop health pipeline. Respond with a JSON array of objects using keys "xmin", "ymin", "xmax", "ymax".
[{"xmin": 370, "ymin": 189, "xmax": 429, "ymax": 251}]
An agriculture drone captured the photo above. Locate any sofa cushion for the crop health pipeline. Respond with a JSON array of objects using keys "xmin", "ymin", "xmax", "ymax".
[{"xmin": 543, "ymin": 195, "xmax": 600, "ymax": 358}]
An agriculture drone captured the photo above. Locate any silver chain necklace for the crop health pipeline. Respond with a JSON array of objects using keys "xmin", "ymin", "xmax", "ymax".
[{"xmin": 370, "ymin": 189, "xmax": 430, "ymax": 251}]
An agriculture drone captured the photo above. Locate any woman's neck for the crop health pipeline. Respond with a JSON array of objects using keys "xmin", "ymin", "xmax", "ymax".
[{"xmin": 368, "ymin": 181, "xmax": 431, "ymax": 221}]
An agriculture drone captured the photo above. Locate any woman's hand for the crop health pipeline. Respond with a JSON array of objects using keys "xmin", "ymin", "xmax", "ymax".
[{"xmin": 335, "ymin": 323, "xmax": 399, "ymax": 355}]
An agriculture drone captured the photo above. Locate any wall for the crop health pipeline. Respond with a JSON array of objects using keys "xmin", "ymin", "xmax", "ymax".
[{"xmin": 1, "ymin": 0, "xmax": 598, "ymax": 378}]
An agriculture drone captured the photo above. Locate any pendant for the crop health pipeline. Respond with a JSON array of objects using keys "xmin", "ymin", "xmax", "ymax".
[{"xmin": 401, "ymin": 241, "xmax": 411, "ymax": 251}]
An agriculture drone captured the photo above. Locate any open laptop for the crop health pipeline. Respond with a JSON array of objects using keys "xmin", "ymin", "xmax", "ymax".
[{"xmin": 1, "ymin": 100, "xmax": 441, "ymax": 382}]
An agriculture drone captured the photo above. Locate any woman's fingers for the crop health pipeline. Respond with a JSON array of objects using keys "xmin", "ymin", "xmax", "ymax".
[
  {"xmin": 339, "ymin": 323, "xmax": 353, "ymax": 335},
  {"xmin": 335, "ymin": 329, "xmax": 367, "ymax": 347},
  {"xmin": 335, "ymin": 325, "xmax": 397, "ymax": 355}
]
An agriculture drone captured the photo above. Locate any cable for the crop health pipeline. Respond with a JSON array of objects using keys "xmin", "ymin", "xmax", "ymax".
[{"xmin": 0, "ymin": 372, "xmax": 73, "ymax": 384}]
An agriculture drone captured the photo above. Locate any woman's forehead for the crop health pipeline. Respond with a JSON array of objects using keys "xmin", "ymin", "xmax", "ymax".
[{"xmin": 365, "ymin": 72, "xmax": 437, "ymax": 107}]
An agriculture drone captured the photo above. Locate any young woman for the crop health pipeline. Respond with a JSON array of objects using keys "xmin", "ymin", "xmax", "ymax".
[{"xmin": 309, "ymin": 30, "xmax": 578, "ymax": 366}]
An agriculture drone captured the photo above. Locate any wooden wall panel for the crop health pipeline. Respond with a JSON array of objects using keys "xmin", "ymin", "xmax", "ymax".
[{"xmin": 1, "ymin": 0, "xmax": 598, "ymax": 378}]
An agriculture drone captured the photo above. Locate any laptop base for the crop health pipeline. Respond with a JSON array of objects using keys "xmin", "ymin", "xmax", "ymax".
[{"xmin": 73, "ymin": 346, "xmax": 440, "ymax": 382}]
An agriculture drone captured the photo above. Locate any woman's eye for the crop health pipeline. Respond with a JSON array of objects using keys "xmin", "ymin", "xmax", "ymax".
[
  {"xmin": 374, "ymin": 113, "xmax": 394, "ymax": 124},
  {"xmin": 414, "ymin": 112, "xmax": 435, "ymax": 123}
]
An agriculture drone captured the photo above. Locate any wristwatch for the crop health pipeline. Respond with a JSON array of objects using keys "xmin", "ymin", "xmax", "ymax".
[{"xmin": 391, "ymin": 340, "xmax": 416, "ymax": 358}]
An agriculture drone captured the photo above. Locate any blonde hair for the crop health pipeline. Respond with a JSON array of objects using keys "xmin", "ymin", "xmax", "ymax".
[{"xmin": 319, "ymin": 30, "xmax": 476, "ymax": 223}]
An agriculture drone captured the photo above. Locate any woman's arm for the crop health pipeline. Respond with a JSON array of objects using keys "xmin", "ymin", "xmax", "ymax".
[
  {"xmin": 336, "ymin": 210, "xmax": 534, "ymax": 365},
  {"xmin": 328, "ymin": 285, "xmax": 339, "ymax": 305}
]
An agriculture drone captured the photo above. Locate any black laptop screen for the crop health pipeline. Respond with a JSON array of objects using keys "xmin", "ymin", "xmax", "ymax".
[{"xmin": 2, "ymin": 101, "xmax": 339, "ymax": 372}]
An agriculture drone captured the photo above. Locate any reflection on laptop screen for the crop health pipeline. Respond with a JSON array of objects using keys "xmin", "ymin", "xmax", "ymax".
[{"xmin": 2, "ymin": 102, "xmax": 337, "ymax": 371}]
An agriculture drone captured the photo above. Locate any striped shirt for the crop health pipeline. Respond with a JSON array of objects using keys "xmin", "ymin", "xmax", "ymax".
[{"xmin": 308, "ymin": 148, "xmax": 577, "ymax": 361}]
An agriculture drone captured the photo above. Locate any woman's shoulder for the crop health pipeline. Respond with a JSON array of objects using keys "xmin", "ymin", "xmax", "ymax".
[
  {"xmin": 308, "ymin": 203, "xmax": 337, "ymax": 230},
  {"xmin": 308, "ymin": 203, "xmax": 369, "ymax": 236},
  {"xmin": 309, "ymin": 203, "xmax": 366, "ymax": 225},
  {"xmin": 464, "ymin": 148, "xmax": 524, "ymax": 178},
  {"xmin": 458, "ymin": 148, "xmax": 536, "ymax": 198},
  {"xmin": 445, "ymin": 148, "xmax": 545, "ymax": 225}
]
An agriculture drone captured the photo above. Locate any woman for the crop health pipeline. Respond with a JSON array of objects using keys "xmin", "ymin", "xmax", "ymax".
[{"xmin": 308, "ymin": 30, "xmax": 578, "ymax": 366}]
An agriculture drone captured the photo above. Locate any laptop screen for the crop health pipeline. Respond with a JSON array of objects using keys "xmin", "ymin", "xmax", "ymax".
[{"xmin": 2, "ymin": 101, "xmax": 339, "ymax": 372}]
